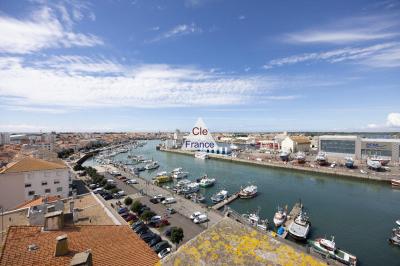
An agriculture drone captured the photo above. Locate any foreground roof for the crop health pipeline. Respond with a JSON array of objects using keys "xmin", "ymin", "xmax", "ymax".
[
  {"xmin": 0, "ymin": 157, "xmax": 67, "ymax": 174},
  {"xmin": 161, "ymin": 217, "xmax": 326, "ymax": 266},
  {"xmin": 14, "ymin": 195, "xmax": 61, "ymax": 210},
  {"xmin": 0, "ymin": 225, "xmax": 159, "ymax": 266}
]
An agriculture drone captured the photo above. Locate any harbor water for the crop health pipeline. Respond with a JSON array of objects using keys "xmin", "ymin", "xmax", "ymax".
[{"xmin": 84, "ymin": 140, "xmax": 400, "ymax": 266}]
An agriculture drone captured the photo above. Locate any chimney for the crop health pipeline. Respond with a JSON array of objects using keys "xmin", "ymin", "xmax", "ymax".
[
  {"xmin": 44, "ymin": 210, "xmax": 64, "ymax": 231},
  {"xmin": 54, "ymin": 234, "xmax": 69, "ymax": 257},
  {"xmin": 70, "ymin": 250, "xmax": 93, "ymax": 266}
]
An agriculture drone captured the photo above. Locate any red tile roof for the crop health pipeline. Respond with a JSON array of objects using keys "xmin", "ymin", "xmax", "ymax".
[
  {"xmin": 0, "ymin": 225, "xmax": 159, "ymax": 266},
  {"xmin": 13, "ymin": 195, "xmax": 61, "ymax": 210},
  {"xmin": 0, "ymin": 157, "xmax": 67, "ymax": 174}
]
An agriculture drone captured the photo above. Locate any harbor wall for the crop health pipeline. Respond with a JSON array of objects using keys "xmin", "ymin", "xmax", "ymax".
[{"xmin": 160, "ymin": 148, "xmax": 394, "ymax": 183}]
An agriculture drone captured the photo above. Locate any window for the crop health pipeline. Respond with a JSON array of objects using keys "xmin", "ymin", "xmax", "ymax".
[
  {"xmin": 28, "ymin": 191, "xmax": 35, "ymax": 196},
  {"xmin": 25, "ymin": 183, "xmax": 31, "ymax": 188},
  {"xmin": 41, "ymin": 181, "xmax": 48, "ymax": 186},
  {"xmin": 57, "ymin": 187, "xmax": 63, "ymax": 192},
  {"xmin": 320, "ymin": 140, "xmax": 356, "ymax": 154},
  {"xmin": 54, "ymin": 180, "xmax": 60, "ymax": 184},
  {"xmin": 45, "ymin": 188, "xmax": 51, "ymax": 193}
]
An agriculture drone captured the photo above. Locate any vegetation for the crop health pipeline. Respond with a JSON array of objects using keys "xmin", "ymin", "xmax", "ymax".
[
  {"xmin": 140, "ymin": 210, "xmax": 156, "ymax": 222},
  {"xmin": 104, "ymin": 183, "xmax": 116, "ymax": 190},
  {"xmin": 131, "ymin": 200, "xmax": 143, "ymax": 213},
  {"xmin": 57, "ymin": 148, "xmax": 74, "ymax": 158},
  {"xmin": 110, "ymin": 187, "xmax": 120, "ymax": 194},
  {"xmin": 124, "ymin": 197, "xmax": 133, "ymax": 206},
  {"xmin": 73, "ymin": 164, "xmax": 85, "ymax": 171},
  {"xmin": 170, "ymin": 227, "xmax": 184, "ymax": 245}
]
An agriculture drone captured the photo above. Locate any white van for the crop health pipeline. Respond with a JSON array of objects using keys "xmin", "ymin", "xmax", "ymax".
[
  {"xmin": 194, "ymin": 214, "xmax": 208, "ymax": 224},
  {"xmin": 161, "ymin": 197, "xmax": 176, "ymax": 204}
]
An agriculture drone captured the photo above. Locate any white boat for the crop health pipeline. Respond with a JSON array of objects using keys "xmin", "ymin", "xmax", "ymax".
[
  {"xmin": 316, "ymin": 152, "xmax": 327, "ymax": 165},
  {"xmin": 367, "ymin": 158, "xmax": 381, "ymax": 170},
  {"xmin": 273, "ymin": 207, "xmax": 287, "ymax": 227},
  {"xmin": 180, "ymin": 182, "xmax": 200, "ymax": 194},
  {"xmin": 295, "ymin": 152, "xmax": 306, "ymax": 163},
  {"xmin": 211, "ymin": 190, "xmax": 228, "ymax": 203},
  {"xmin": 172, "ymin": 171, "xmax": 188, "ymax": 179},
  {"xmin": 279, "ymin": 151, "xmax": 290, "ymax": 161},
  {"xmin": 171, "ymin": 167, "xmax": 182, "ymax": 173},
  {"xmin": 198, "ymin": 175, "xmax": 216, "ymax": 187},
  {"xmin": 242, "ymin": 211, "xmax": 268, "ymax": 231},
  {"xmin": 156, "ymin": 171, "xmax": 168, "ymax": 176},
  {"xmin": 238, "ymin": 185, "xmax": 258, "ymax": 199},
  {"xmin": 288, "ymin": 209, "xmax": 311, "ymax": 240},
  {"xmin": 308, "ymin": 237, "xmax": 357, "ymax": 266},
  {"xmin": 145, "ymin": 161, "xmax": 160, "ymax": 170},
  {"xmin": 370, "ymin": 155, "xmax": 390, "ymax": 166},
  {"xmin": 195, "ymin": 152, "xmax": 209, "ymax": 159},
  {"xmin": 391, "ymin": 179, "xmax": 400, "ymax": 188}
]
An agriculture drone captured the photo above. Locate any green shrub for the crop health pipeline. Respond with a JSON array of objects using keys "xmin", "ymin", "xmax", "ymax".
[
  {"xmin": 131, "ymin": 200, "xmax": 143, "ymax": 213},
  {"xmin": 170, "ymin": 227, "xmax": 184, "ymax": 245},
  {"xmin": 140, "ymin": 210, "xmax": 156, "ymax": 222},
  {"xmin": 124, "ymin": 197, "xmax": 133, "ymax": 206}
]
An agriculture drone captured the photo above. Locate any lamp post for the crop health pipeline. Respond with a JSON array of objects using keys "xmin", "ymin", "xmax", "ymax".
[{"xmin": 0, "ymin": 205, "xmax": 4, "ymax": 243}]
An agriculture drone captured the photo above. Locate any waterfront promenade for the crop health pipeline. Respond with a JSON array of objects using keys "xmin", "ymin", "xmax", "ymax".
[{"xmin": 160, "ymin": 147, "xmax": 398, "ymax": 182}]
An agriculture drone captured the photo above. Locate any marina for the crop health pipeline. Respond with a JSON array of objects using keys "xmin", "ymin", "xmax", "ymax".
[{"xmin": 83, "ymin": 140, "xmax": 400, "ymax": 266}]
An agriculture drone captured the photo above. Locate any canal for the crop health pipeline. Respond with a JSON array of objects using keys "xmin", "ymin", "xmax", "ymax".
[{"xmin": 84, "ymin": 140, "xmax": 400, "ymax": 266}]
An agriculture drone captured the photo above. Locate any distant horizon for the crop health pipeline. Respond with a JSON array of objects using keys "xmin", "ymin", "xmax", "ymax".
[{"xmin": 0, "ymin": 0, "xmax": 399, "ymax": 132}]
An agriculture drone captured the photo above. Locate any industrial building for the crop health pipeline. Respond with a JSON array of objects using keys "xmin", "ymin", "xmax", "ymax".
[{"xmin": 318, "ymin": 135, "xmax": 400, "ymax": 163}]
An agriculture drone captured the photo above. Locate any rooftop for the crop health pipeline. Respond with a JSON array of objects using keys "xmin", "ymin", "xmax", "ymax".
[
  {"xmin": 0, "ymin": 225, "xmax": 159, "ymax": 266},
  {"xmin": 14, "ymin": 195, "xmax": 61, "ymax": 210},
  {"xmin": 0, "ymin": 157, "xmax": 67, "ymax": 174},
  {"xmin": 161, "ymin": 217, "xmax": 326, "ymax": 266},
  {"xmin": 290, "ymin": 136, "xmax": 311, "ymax": 144}
]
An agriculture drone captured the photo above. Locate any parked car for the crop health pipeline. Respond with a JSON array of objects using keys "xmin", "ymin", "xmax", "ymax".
[
  {"xmin": 126, "ymin": 179, "xmax": 138, "ymax": 184},
  {"xmin": 120, "ymin": 176, "xmax": 128, "ymax": 181},
  {"xmin": 113, "ymin": 190, "xmax": 125, "ymax": 199},
  {"xmin": 102, "ymin": 193, "xmax": 113, "ymax": 200},
  {"xmin": 124, "ymin": 213, "xmax": 138, "ymax": 222},
  {"xmin": 163, "ymin": 227, "xmax": 177, "ymax": 237},
  {"xmin": 118, "ymin": 207, "xmax": 128, "ymax": 214},
  {"xmin": 140, "ymin": 231, "xmax": 155, "ymax": 240},
  {"xmin": 166, "ymin": 208, "xmax": 176, "ymax": 215},
  {"xmin": 120, "ymin": 212, "xmax": 130, "ymax": 219},
  {"xmin": 152, "ymin": 219, "xmax": 170, "ymax": 228},
  {"xmin": 158, "ymin": 248, "xmax": 171, "ymax": 259},
  {"xmin": 194, "ymin": 214, "xmax": 208, "ymax": 224},
  {"xmin": 161, "ymin": 197, "xmax": 176, "ymax": 204},
  {"xmin": 150, "ymin": 215, "xmax": 162, "ymax": 223},
  {"xmin": 137, "ymin": 227, "xmax": 150, "ymax": 236},
  {"xmin": 93, "ymin": 188, "xmax": 103, "ymax": 194},
  {"xmin": 89, "ymin": 183, "xmax": 99, "ymax": 189},
  {"xmin": 132, "ymin": 220, "xmax": 144, "ymax": 230},
  {"xmin": 153, "ymin": 241, "xmax": 171, "ymax": 254},
  {"xmin": 138, "ymin": 206, "xmax": 151, "ymax": 215},
  {"xmin": 148, "ymin": 235, "xmax": 162, "ymax": 247},
  {"xmin": 190, "ymin": 211, "xmax": 202, "ymax": 220},
  {"xmin": 133, "ymin": 224, "xmax": 148, "ymax": 234}
]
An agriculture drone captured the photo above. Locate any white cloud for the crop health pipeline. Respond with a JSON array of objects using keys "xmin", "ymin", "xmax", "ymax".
[
  {"xmin": 367, "ymin": 123, "xmax": 379, "ymax": 129},
  {"xmin": 263, "ymin": 42, "xmax": 400, "ymax": 69},
  {"xmin": 0, "ymin": 6, "xmax": 102, "ymax": 54},
  {"xmin": 238, "ymin": 15, "xmax": 246, "ymax": 20},
  {"xmin": 387, "ymin": 113, "xmax": 400, "ymax": 127},
  {"xmin": 149, "ymin": 23, "xmax": 202, "ymax": 42},
  {"xmin": 285, "ymin": 15, "xmax": 399, "ymax": 44},
  {"xmin": 0, "ymin": 56, "xmax": 288, "ymax": 110}
]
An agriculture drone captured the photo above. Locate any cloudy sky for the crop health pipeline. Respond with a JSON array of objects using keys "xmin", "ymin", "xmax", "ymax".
[{"xmin": 0, "ymin": 0, "xmax": 399, "ymax": 132}]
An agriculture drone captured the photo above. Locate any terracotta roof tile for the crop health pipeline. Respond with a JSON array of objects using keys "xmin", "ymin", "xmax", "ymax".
[
  {"xmin": 290, "ymin": 136, "xmax": 311, "ymax": 144},
  {"xmin": 0, "ymin": 157, "xmax": 67, "ymax": 174},
  {"xmin": 13, "ymin": 195, "xmax": 61, "ymax": 210},
  {"xmin": 0, "ymin": 225, "xmax": 159, "ymax": 266}
]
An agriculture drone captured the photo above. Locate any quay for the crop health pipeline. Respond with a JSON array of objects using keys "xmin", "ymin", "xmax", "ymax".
[
  {"xmin": 280, "ymin": 202, "xmax": 302, "ymax": 239},
  {"xmin": 160, "ymin": 147, "xmax": 397, "ymax": 183},
  {"xmin": 211, "ymin": 192, "xmax": 239, "ymax": 210}
]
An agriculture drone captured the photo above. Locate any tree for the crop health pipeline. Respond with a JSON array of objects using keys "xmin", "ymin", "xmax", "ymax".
[
  {"xmin": 104, "ymin": 183, "xmax": 116, "ymax": 190},
  {"xmin": 124, "ymin": 197, "xmax": 133, "ymax": 206},
  {"xmin": 170, "ymin": 227, "xmax": 184, "ymax": 246},
  {"xmin": 131, "ymin": 200, "xmax": 143, "ymax": 213},
  {"xmin": 73, "ymin": 164, "xmax": 85, "ymax": 171},
  {"xmin": 140, "ymin": 210, "xmax": 156, "ymax": 222},
  {"xmin": 110, "ymin": 187, "xmax": 120, "ymax": 194}
]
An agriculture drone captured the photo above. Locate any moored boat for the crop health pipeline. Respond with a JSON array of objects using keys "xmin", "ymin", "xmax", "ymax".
[
  {"xmin": 308, "ymin": 237, "xmax": 357, "ymax": 266},
  {"xmin": 242, "ymin": 209, "xmax": 268, "ymax": 231},
  {"xmin": 211, "ymin": 190, "xmax": 228, "ymax": 203},
  {"xmin": 145, "ymin": 161, "xmax": 160, "ymax": 170},
  {"xmin": 195, "ymin": 152, "xmax": 209, "ymax": 159},
  {"xmin": 154, "ymin": 175, "xmax": 172, "ymax": 185},
  {"xmin": 295, "ymin": 152, "xmax": 306, "ymax": 163},
  {"xmin": 388, "ymin": 220, "xmax": 400, "ymax": 246},
  {"xmin": 391, "ymin": 179, "xmax": 400, "ymax": 188},
  {"xmin": 273, "ymin": 206, "xmax": 287, "ymax": 227},
  {"xmin": 345, "ymin": 157, "xmax": 354, "ymax": 168},
  {"xmin": 367, "ymin": 158, "xmax": 381, "ymax": 170},
  {"xmin": 288, "ymin": 208, "xmax": 311, "ymax": 240},
  {"xmin": 198, "ymin": 175, "xmax": 216, "ymax": 187},
  {"xmin": 172, "ymin": 170, "xmax": 188, "ymax": 179},
  {"xmin": 238, "ymin": 185, "xmax": 258, "ymax": 199},
  {"xmin": 180, "ymin": 182, "xmax": 200, "ymax": 194}
]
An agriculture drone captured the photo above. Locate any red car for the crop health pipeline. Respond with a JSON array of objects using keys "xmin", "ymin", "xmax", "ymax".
[
  {"xmin": 154, "ymin": 219, "xmax": 170, "ymax": 228},
  {"xmin": 124, "ymin": 213, "xmax": 138, "ymax": 222}
]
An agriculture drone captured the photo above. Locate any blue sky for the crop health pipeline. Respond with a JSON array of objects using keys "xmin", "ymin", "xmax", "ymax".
[{"xmin": 0, "ymin": 0, "xmax": 399, "ymax": 132}]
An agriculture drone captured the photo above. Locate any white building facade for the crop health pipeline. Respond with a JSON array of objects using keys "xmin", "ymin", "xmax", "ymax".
[{"xmin": 0, "ymin": 157, "xmax": 71, "ymax": 210}]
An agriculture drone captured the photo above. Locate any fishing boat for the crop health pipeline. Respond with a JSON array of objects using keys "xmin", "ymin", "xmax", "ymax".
[
  {"xmin": 156, "ymin": 171, "xmax": 168, "ymax": 176},
  {"xmin": 238, "ymin": 185, "xmax": 258, "ymax": 199},
  {"xmin": 370, "ymin": 155, "xmax": 390, "ymax": 166},
  {"xmin": 242, "ymin": 210, "xmax": 268, "ymax": 231},
  {"xmin": 171, "ymin": 167, "xmax": 182, "ymax": 173},
  {"xmin": 153, "ymin": 175, "xmax": 172, "ymax": 185},
  {"xmin": 198, "ymin": 175, "xmax": 216, "ymax": 188},
  {"xmin": 279, "ymin": 151, "xmax": 290, "ymax": 161},
  {"xmin": 192, "ymin": 193, "xmax": 206, "ymax": 203},
  {"xmin": 295, "ymin": 152, "xmax": 306, "ymax": 163},
  {"xmin": 180, "ymin": 182, "xmax": 200, "ymax": 194},
  {"xmin": 172, "ymin": 171, "xmax": 188, "ymax": 179},
  {"xmin": 367, "ymin": 158, "xmax": 381, "ymax": 170},
  {"xmin": 391, "ymin": 179, "xmax": 400, "ymax": 188},
  {"xmin": 308, "ymin": 237, "xmax": 357, "ymax": 266},
  {"xmin": 316, "ymin": 152, "xmax": 327, "ymax": 165},
  {"xmin": 145, "ymin": 161, "xmax": 160, "ymax": 170},
  {"xmin": 388, "ymin": 220, "xmax": 400, "ymax": 246},
  {"xmin": 195, "ymin": 152, "xmax": 209, "ymax": 159},
  {"xmin": 211, "ymin": 190, "xmax": 228, "ymax": 203},
  {"xmin": 344, "ymin": 157, "xmax": 354, "ymax": 168},
  {"xmin": 273, "ymin": 207, "xmax": 287, "ymax": 227},
  {"xmin": 288, "ymin": 208, "xmax": 311, "ymax": 240}
]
